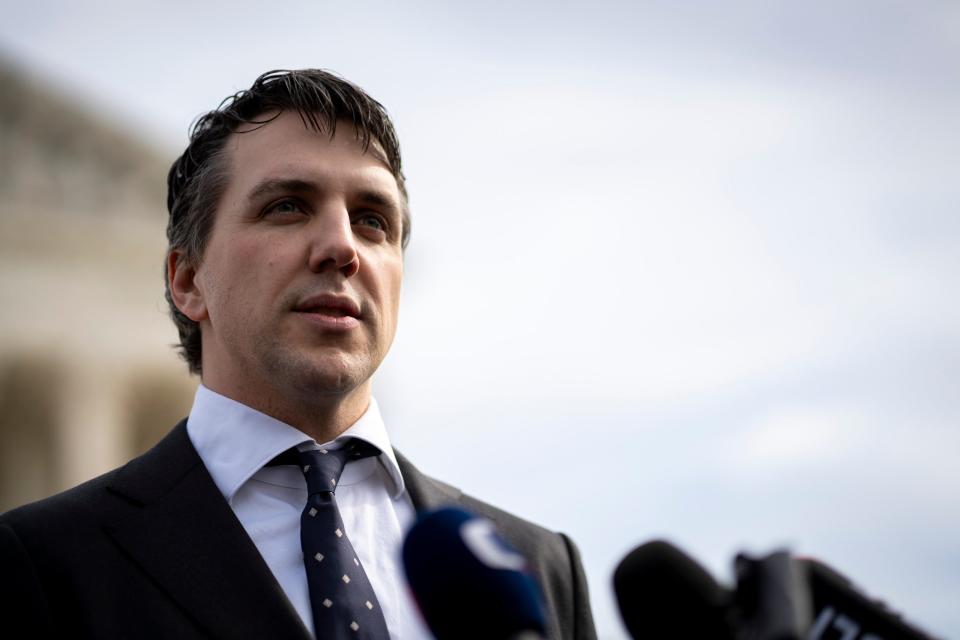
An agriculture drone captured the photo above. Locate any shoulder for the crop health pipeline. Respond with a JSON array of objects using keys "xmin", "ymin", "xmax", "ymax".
[
  {"xmin": 457, "ymin": 490, "xmax": 568, "ymax": 558},
  {"xmin": 394, "ymin": 448, "xmax": 568, "ymax": 558},
  {"xmin": 395, "ymin": 451, "xmax": 597, "ymax": 640},
  {"xmin": 0, "ymin": 467, "xmax": 123, "ymax": 540},
  {"xmin": 0, "ymin": 420, "xmax": 195, "ymax": 549},
  {"xmin": 456, "ymin": 489, "xmax": 596, "ymax": 640},
  {"xmin": 0, "ymin": 465, "xmax": 127, "ymax": 633}
]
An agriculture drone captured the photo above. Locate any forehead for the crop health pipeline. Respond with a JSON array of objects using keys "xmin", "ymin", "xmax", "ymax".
[{"xmin": 222, "ymin": 110, "xmax": 399, "ymax": 196}]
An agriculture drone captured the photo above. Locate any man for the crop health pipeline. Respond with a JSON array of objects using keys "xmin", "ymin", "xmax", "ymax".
[{"xmin": 0, "ymin": 70, "xmax": 596, "ymax": 639}]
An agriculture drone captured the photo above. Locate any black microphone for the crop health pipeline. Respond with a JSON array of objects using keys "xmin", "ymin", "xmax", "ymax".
[
  {"xmin": 613, "ymin": 539, "xmax": 736, "ymax": 639},
  {"xmin": 614, "ymin": 540, "xmax": 939, "ymax": 640},
  {"xmin": 402, "ymin": 506, "xmax": 547, "ymax": 640}
]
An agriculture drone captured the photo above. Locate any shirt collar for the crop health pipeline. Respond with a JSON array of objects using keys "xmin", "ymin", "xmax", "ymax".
[{"xmin": 186, "ymin": 384, "xmax": 406, "ymax": 502}]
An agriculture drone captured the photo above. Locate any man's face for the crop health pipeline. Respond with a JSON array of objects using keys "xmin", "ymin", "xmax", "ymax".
[{"xmin": 182, "ymin": 111, "xmax": 404, "ymax": 410}]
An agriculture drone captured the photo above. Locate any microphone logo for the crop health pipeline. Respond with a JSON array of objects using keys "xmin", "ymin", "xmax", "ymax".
[{"xmin": 460, "ymin": 518, "xmax": 527, "ymax": 571}]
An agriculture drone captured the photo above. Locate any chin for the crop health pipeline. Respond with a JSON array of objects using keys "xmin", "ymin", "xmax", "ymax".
[{"xmin": 265, "ymin": 348, "xmax": 374, "ymax": 398}]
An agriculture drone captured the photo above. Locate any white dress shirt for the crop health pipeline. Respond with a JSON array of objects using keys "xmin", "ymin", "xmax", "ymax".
[{"xmin": 186, "ymin": 384, "xmax": 432, "ymax": 639}]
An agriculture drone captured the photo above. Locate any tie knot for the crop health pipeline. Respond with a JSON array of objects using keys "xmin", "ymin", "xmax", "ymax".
[{"xmin": 295, "ymin": 439, "xmax": 380, "ymax": 495}]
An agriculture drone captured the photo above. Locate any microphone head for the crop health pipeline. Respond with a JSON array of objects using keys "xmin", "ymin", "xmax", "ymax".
[
  {"xmin": 614, "ymin": 539, "xmax": 734, "ymax": 640},
  {"xmin": 402, "ymin": 506, "xmax": 547, "ymax": 640}
]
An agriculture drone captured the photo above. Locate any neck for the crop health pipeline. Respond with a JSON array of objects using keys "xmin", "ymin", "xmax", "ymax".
[{"xmin": 201, "ymin": 376, "xmax": 372, "ymax": 444}]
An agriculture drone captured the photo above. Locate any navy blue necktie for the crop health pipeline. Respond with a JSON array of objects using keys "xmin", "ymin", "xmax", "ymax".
[{"xmin": 293, "ymin": 441, "xmax": 390, "ymax": 639}]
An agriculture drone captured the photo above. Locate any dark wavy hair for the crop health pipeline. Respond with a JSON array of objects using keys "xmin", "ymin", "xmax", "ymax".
[{"xmin": 164, "ymin": 69, "xmax": 409, "ymax": 375}]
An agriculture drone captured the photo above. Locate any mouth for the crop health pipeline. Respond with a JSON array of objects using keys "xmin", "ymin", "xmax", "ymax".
[
  {"xmin": 301, "ymin": 306, "xmax": 351, "ymax": 317},
  {"xmin": 293, "ymin": 294, "xmax": 362, "ymax": 330}
]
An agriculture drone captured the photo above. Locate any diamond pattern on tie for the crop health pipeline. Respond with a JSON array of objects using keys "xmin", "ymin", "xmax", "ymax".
[{"xmin": 294, "ymin": 440, "xmax": 389, "ymax": 640}]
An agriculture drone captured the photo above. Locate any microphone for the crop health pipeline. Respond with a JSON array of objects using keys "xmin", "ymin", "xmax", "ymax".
[
  {"xmin": 614, "ymin": 540, "xmax": 939, "ymax": 640},
  {"xmin": 402, "ymin": 507, "xmax": 547, "ymax": 640},
  {"xmin": 613, "ymin": 540, "xmax": 736, "ymax": 639}
]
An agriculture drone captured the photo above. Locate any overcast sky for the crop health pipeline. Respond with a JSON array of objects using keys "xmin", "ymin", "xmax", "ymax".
[{"xmin": 2, "ymin": 1, "xmax": 959, "ymax": 637}]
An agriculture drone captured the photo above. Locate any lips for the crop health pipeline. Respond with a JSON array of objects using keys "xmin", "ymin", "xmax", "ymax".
[{"xmin": 294, "ymin": 294, "xmax": 362, "ymax": 318}]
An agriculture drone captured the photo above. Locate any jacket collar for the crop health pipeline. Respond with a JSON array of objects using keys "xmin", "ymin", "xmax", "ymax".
[
  {"xmin": 104, "ymin": 421, "xmax": 465, "ymax": 640},
  {"xmin": 393, "ymin": 449, "xmax": 462, "ymax": 512}
]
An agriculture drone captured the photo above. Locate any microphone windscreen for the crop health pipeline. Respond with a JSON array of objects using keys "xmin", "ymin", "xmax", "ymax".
[
  {"xmin": 402, "ymin": 507, "xmax": 547, "ymax": 640},
  {"xmin": 613, "ymin": 539, "xmax": 734, "ymax": 640}
]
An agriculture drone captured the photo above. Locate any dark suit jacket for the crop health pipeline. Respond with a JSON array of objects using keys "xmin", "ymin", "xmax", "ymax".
[{"xmin": 1, "ymin": 421, "xmax": 596, "ymax": 639}]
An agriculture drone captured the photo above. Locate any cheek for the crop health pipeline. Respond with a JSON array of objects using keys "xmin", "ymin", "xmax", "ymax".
[
  {"xmin": 200, "ymin": 241, "xmax": 263, "ymax": 309},
  {"xmin": 383, "ymin": 268, "xmax": 404, "ymax": 331},
  {"xmin": 376, "ymin": 254, "xmax": 402, "ymax": 294},
  {"xmin": 366, "ymin": 258, "xmax": 403, "ymax": 330}
]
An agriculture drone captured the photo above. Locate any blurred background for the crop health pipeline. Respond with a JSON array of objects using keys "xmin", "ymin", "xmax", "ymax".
[{"xmin": 0, "ymin": 1, "xmax": 957, "ymax": 637}]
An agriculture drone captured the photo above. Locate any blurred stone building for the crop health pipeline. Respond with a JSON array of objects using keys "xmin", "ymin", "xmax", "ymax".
[{"xmin": 0, "ymin": 59, "xmax": 196, "ymax": 512}]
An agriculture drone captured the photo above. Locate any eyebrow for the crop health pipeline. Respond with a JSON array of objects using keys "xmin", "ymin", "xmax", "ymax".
[
  {"xmin": 247, "ymin": 178, "xmax": 320, "ymax": 203},
  {"xmin": 354, "ymin": 189, "xmax": 400, "ymax": 212}
]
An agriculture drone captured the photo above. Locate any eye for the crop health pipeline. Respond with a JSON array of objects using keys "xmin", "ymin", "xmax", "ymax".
[
  {"xmin": 263, "ymin": 199, "xmax": 306, "ymax": 218},
  {"xmin": 355, "ymin": 212, "xmax": 386, "ymax": 232}
]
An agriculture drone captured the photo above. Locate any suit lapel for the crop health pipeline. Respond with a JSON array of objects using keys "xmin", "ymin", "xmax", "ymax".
[{"xmin": 105, "ymin": 422, "xmax": 311, "ymax": 640}]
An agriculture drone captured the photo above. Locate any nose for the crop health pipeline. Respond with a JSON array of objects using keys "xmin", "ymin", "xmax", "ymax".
[{"xmin": 306, "ymin": 206, "xmax": 359, "ymax": 278}]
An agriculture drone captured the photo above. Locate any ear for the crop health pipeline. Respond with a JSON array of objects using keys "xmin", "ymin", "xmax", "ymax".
[{"xmin": 167, "ymin": 249, "xmax": 208, "ymax": 322}]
